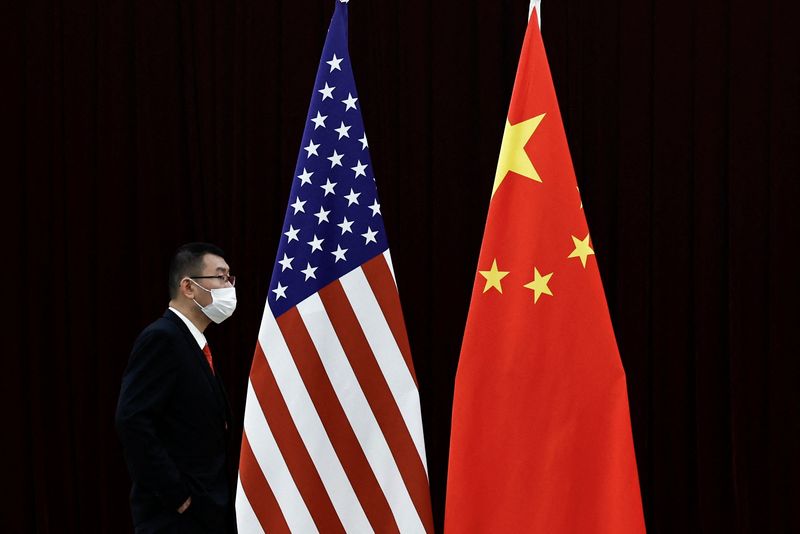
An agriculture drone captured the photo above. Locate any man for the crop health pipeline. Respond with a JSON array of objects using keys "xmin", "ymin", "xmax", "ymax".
[{"xmin": 116, "ymin": 242, "xmax": 237, "ymax": 533}]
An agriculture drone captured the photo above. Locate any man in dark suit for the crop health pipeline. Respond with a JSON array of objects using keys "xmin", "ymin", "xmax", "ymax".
[{"xmin": 116, "ymin": 242, "xmax": 238, "ymax": 533}]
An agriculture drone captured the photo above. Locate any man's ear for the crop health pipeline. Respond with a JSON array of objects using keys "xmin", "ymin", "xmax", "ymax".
[{"xmin": 179, "ymin": 278, "xmax": 195, "ymax": 299}]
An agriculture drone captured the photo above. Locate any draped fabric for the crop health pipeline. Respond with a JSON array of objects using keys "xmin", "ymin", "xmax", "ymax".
[
  {"xmin": 446, "ymin": 9, "xmax": 645, "ymax": 531},
  {"xmin": 5, "ymin": 1, "xmax": 798, "ymax": 532},
  {"xmin": 238, "ymin": 5, "xmax": 433, "ymax": 530}
]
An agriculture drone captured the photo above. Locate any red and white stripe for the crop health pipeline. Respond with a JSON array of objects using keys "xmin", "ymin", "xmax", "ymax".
[{"xmin": 237, "ymin": 250, "xmax": 433, "ymax": 533}]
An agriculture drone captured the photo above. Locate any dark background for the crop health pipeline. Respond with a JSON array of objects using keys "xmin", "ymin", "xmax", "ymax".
[{"xmin": 3, "ymin": 0, "xmax": 799, "ymax": 532}]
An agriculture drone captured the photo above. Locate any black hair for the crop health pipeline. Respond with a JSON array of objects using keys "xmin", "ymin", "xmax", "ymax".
[{"xmin": 168, "ymin": 242, "xmax": 226, "ymax": 299}]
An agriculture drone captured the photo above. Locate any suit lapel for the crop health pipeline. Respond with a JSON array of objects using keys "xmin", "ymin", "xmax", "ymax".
[{"xmin": 163, "ymin": 310, "xmax": 229, "ymax": 417}]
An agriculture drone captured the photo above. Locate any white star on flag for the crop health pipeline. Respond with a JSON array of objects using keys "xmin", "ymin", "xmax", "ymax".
[
  {"xmin": 337, "ymin": 216, "xmax": 354, "ymax": 234},
  {"xmin": 326, "ymin": 53, "xmax": 343, "ymax": 72},
  {"xmin": 331, "ymin": 244, "xmax": 348, "ymax": 262},
  {"xmin": 318, "ymin": 82, "xmax": 335, "ymax": 100},
  {"xmin": 307, "ymin": 234, "xmax": 324, "ymax": 252},
  {"xmin": 297, "ymin": 168, "xmax": 313, "ymax": 185},
  {"xmin": 278, "ymin": 253, "xmax": 294, "ymax": 271},
  {"xmin": 283, "ymin": 224, "xmax": 300, "ymax": 242},
  {"xmin": 290, "ymin": 197, "xmax": 306, "ymax": 214},
  {"xmin": 304, "ymin": 139, "xmax": 320, "ymax": 157},
  {"xmin": 335, "ymin": 121, "xmax": 351, "ymax": 139},
  {"xmin": 311, "ymin": 111, "xmax": 327, "ymax": 129},
  {"xmin": 271, "ymin": 282, "xmax": 287, "ymax": 300},
  {"xmin": 327, "ymin": 149, "xmax": 344, "ymax": 167},
  {"xmin": 351, "ymin": 160, "xmax": 367, "ymax": 178},
  {"xmin": 361, "ymin": 227, "xmax": 379, "ymax": 244},
  {"xmin": 342, "ymin": 92, "xmax": 358, "ymax": 111},
  {"xmin": 369, "ymin": 199, "xmax": 381, "ymax": 216},
  {"xmin": 301, "ymin": 262, "xmax": 317, "ymax": 280},
  {"xmin": 314, "ymin": 206, "xmax": 331, "ymax": 224},
  {"xmin": 320, "ymin": 178, "xmax": 337, "ymax": 196},
  {"xmin": 344, "ymin": 188, "xmax": 361, "ymax": 206}
]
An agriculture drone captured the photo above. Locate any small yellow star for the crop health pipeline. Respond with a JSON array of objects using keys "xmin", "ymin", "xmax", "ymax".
[
  {"xmin": 479, "ymin": 258, "xmax": 510, "ymax": 294},
  {"xmin": 523, "ymin": 267, "xmax": 553, "ymax": 303},
  {"xmin": 492, "ymin": 114, "xmax": 546, "ymax": 197},
  {"xmin": 568, "ymin": 233, "xmax": 595, "ymax": 268}
]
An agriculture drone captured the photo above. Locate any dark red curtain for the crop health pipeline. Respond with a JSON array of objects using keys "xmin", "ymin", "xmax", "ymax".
[{"xmin": 4, "ymin": 0, "xmax": 798, "ymax": 532}]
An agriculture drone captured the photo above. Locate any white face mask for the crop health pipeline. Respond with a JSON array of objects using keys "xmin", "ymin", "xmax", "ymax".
[{"xmin": 188, "ymin": 279, "xmax": 237, "ymax": 324}]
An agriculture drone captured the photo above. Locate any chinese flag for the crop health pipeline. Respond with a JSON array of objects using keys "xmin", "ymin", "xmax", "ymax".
[{"xmin": 444, "ymin": 8, "xmax": 646, "ymax": 533}]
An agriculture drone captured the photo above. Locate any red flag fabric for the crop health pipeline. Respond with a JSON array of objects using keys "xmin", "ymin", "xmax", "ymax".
[{"xmin": 445, "ymin": 9, "xmax": 646, "ymax": 533}]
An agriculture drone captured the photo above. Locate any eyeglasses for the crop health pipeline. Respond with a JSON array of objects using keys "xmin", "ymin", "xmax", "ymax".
[{"xmin": 190, "ymin": 274, "xmax": 236, "ymax": 287}]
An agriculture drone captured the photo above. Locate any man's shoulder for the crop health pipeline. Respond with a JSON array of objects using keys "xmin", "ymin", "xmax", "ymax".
[
  {"xmin": 125, "ymin": 312, "xmax": 191, "ymax": 376},
  {"xmin": 134, "ymin": 311, "xmax": 184, "ymax": 345}
]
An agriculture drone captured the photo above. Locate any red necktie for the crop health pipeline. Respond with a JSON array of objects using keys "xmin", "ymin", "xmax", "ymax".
[{"xmin": 202, "ymin": 344, "xmax": 215, "ymax": 375}]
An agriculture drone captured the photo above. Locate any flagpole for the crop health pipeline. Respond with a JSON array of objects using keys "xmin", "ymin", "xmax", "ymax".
[{"xmin": 529, "ymin": 0, "xmax": 542, "ymax": 28}]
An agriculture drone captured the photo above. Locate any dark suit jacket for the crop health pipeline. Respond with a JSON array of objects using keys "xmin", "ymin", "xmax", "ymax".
[{"xmin": 116, "ymin": 309, "xmax": 234, "ymax": 533}]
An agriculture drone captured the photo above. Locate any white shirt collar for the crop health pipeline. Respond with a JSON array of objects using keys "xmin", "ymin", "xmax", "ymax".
[{"xmin": 169, "ymin": 306, "xmax": 207, "ymax": 349}]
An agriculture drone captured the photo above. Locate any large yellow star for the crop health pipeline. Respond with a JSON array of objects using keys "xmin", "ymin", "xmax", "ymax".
[
  {"xmin": 492, "ymin": 114, "xmax": 546, "ymax": 197},
  {"xmin": 478, "ymin": 259, "xmax": 510, "ymax": 294},
  {"xmin": 568, "ymin": 233, "xmax": 595, "ymax": 268},
  {"xmin": 523, "ymin": 267, "xmax": 554, "ymax": 303}
]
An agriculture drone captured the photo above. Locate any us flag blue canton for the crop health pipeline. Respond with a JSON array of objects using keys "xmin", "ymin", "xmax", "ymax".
[
  {"xmin": 237, "ymin": 2, "xmax": 434, "ymax": 533},
  {"xmin": 266, "ymin": 5, "xmax": 386, "ymax": 318}
]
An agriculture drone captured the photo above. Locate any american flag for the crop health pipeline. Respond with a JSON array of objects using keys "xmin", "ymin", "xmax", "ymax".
[{"xmin": 236, "ymin": 2, "xmax": 434, "ymax": 532}]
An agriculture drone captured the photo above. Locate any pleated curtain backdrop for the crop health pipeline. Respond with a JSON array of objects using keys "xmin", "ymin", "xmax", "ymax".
[{"xmin": 3, "ymin": 0, "xmax": 798, "ymax": 532}]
